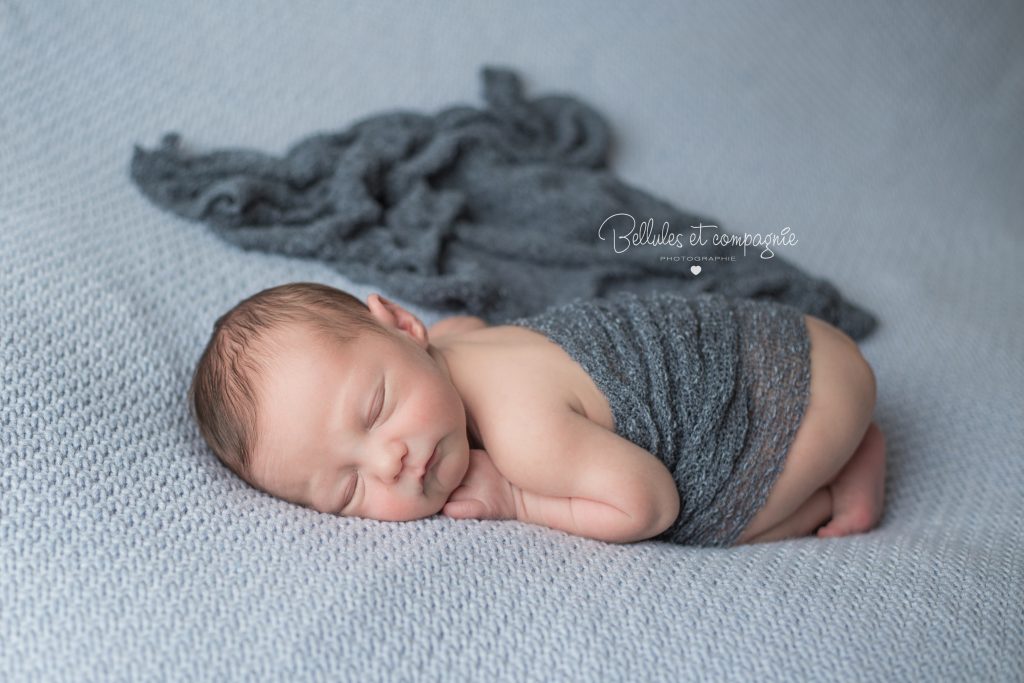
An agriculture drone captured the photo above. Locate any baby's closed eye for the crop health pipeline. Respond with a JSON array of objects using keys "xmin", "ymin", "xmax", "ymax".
[{"xmin": 370, "ymin": 380, "xmax": 385, "ymax": 425}]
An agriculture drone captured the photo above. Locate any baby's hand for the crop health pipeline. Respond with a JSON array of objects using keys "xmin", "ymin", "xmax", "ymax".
[{"xmin": 442, "ymin": 448, "xmax": 517, "ymax": 521}]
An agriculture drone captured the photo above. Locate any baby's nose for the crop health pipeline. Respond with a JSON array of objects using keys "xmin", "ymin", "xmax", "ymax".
[{"xmin": 378, "ymin": 440, "xmax": 409, "ymax": 482}]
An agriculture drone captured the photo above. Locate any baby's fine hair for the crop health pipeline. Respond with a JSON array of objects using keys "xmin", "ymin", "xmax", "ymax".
[{"xmin": 188, "ymin": 282, "xmax": 389, "ymax": 484}]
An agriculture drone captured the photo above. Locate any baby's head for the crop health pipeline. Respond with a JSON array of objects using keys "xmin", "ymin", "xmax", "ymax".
[{"xmin": 188, "ymin": 282, "xmax": 471, "ymax": 521}]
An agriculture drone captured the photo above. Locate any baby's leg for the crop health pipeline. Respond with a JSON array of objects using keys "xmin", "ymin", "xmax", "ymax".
[
  {"xmin": 735, "ymin": 315, "xmax": 877, "ymax": 545},
  {"xmin": 816, "ymin": 421, "xmax": 886, "ymax": 538},
  {"xmin": 742, "ymin": 422, "xmax": 886, "ymax": 544},
  {"xmin": 742, "ymin": 487, "xmax": 833, "ymax": 544}
]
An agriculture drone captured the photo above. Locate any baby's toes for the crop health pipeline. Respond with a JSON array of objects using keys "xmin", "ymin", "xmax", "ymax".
[
  {"xmin": 816, "ymin": 522, "xmax": 844, "ymax": 538},
  {"xmin": 816, "ymin": 521, "xmax": 855, "ymax": 539},
  {"xmin": 817, "ymin": 505, "xmax": 878, "ymax": 538}
]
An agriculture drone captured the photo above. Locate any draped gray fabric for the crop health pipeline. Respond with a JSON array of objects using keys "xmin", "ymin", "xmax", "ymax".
[{"xmin": 130, "ymin": 67, "xmax": 877, "ymax": 340}]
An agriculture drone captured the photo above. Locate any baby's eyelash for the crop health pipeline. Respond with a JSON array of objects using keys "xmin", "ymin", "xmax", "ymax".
[
  {"xmin": 338, "ymin": 473, "xmax": 358, "ymax": 513},
  {"xmin": 372, "ymin": 382, "xmax": 385, "ymax": 423}
]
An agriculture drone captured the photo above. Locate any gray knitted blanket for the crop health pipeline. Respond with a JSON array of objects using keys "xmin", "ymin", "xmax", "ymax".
[
  {"xmin": 507, "ymin": 291, "xmax": 811, "ymax": 547},
  {"xmin": 129, "ymin": 67, "xmax": 877, "ymax": 341}
]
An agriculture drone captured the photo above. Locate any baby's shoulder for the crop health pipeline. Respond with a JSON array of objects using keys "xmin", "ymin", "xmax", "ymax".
[
  {"xmin": 454, "ymin": 325, "xmax": 615, "ymax": 442},
  {"xmin": 462, "ymin": 324, "xmax": 584, "ymax": 405}
]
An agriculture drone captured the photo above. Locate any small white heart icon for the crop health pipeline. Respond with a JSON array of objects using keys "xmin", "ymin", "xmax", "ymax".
[{"xmin": 690, "ymin": 265, "xmax": 702, "ymax": 275}]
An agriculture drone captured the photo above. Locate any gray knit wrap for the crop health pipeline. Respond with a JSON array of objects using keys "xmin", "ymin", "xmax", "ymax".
[{"xmin": 506, "ymin": 290, "xmax": 811, "ymax": 547}]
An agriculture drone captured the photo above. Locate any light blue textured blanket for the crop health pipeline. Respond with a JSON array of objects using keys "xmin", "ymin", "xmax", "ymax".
[{"xmin": 2, "ymin": 2, "xmax": 1022, "ymax": 681}]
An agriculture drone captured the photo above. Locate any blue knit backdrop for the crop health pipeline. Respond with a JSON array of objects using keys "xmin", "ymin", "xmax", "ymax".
[{"xmin": 2, "ymin": 2, "xmax": 1022, "ymax": 681}]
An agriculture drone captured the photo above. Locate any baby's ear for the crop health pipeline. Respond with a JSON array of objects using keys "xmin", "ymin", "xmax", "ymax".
[{"xmin": 367, "ymin": 294, "xmax": 428, "ymax": 347}]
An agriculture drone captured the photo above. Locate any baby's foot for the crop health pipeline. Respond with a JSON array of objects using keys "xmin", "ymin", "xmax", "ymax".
[{"xmin": 817, "ymin": 421, "xmax": 887, "ymax": 538}]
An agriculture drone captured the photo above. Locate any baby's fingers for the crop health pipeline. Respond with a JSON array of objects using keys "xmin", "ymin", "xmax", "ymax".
[{"xmin": 442, "ymin": 499, "xmax": 485, "ymax": 519}]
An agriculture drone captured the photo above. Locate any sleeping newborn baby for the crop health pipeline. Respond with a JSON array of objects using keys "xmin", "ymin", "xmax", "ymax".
[{"xmin": 189, "ymin": 282, "xmax": 886, "ymax": 547}]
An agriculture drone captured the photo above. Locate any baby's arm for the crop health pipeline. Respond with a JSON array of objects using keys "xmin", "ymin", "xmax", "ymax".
[{"xmin": 486, "ymin": 408, "xmax": 681, "ymax": 544}]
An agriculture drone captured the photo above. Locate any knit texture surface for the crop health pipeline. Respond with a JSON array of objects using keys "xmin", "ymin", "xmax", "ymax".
[
  {"xmin": 2, "ymin": 2, "xmax": 1022, "ymax": 681},
  {"xmin": 507, "ymin": 291, "xmax": 810, "ymax": 547}
]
